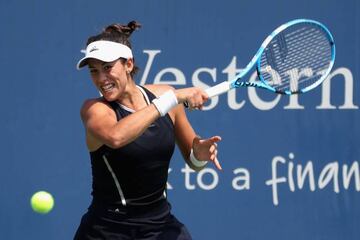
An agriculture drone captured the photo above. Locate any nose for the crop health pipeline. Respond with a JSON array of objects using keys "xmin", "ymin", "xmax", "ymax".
[{"xmin": 96, "ymin": 70, "xmax": 109, "ymax": 83}]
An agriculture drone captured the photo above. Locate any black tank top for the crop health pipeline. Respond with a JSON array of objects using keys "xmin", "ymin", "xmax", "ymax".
[{"xmin": 89, "ymin": 86, "xmax": 175, "ymax": 207}]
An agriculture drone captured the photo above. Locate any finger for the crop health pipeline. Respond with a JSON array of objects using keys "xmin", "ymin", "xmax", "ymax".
[
  {"xmin": 191, "ymin": 103, "xmax": 201, "ymax": 110},
  {"xmin": 200, "ymin": 136, "xmax": 221, "ymax": 147},
  {"xmin": 209, "ymin": 145, "xmax": 216, "ymax": 153},
  {"xmin": 200, "ymin": 89, "xmax": 209, "ymax": 101},
  {"xmin": 214, "ymin": 157, "xmax": 222, "ymax": 170},
  {"xmin": 210, "ymin": 136, "xmax": 222, "ymax": 143},
  {"xmin": 209, "ymin": 149, "xmax": 218, "ymax": 161}
]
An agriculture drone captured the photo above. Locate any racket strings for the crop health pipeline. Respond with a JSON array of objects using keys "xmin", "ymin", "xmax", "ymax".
[
  {"xmin": 263, "ymin": 35, "xmax": 330, "ymax": 90},
  {"xmin": 275, "ymin": 56, "xmax": 331, "ymax": 92},
  {"xmin": 273, "ymin": 27, "xmax": 329, "ymax": 61},
  {"xmin": 272, "ymin": 38, "xmax": 331, "ymax": 72},
  {"xmin": 259, "ymin": 24, "xmax": 332, "ymax": 93},
  {"xmin": 264, "ymin": 48, "xmax": 331, "ymax": 90},
  {"xmin": 262, "ymin": 30, "xmax": 330, "ymax": 76},
  {"xmin": 271, "ymin": 36, "xmax": 330, "ymax": 68}
]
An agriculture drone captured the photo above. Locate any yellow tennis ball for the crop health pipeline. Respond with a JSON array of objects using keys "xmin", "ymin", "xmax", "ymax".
[{"xmin": 30, "ymin": 191, "xmax": 54, "ymax": 214}]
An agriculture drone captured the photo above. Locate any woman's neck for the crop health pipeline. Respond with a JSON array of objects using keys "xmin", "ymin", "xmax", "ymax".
[{"xmin": 117, "ymin": 82, "xmax": 147, "ymax": 111}]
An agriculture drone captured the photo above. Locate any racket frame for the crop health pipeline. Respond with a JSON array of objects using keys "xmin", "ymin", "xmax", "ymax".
[{"xmin": 205, "ymin": 19, "xmax": 336, "ymax": 98}]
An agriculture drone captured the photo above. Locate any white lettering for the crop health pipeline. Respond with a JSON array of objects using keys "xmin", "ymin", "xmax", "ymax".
[
  {"xmin": 297, "ymin": 161, "xmax": 316, "ymax": 191},
  {"xmin": 197, "ymin": 168, "xmax": 219, "ymax": 190},
  {"xmin": 265, "ymin": 156, "xmax": 287, "ymax": 206},
  {"xmin": 288, "ymin": 153, "xmax": 295, "ymax": 192},
  {"xmin": 154, "ymin": 68, "xmax": 186, "ymax": 85},
  {"xmin": 139, "ymin": 50, "xmax": 358, "ymax": 111},
  {"xmin": 318, "ymin": 162, "xmax": 340, "ymax": 193},
  {"xmin": 181, "ymin": 164, "xmax": 196, "ymax": 190},
  {"xmin": 180, "ymin": 164, "xmax": 219, "ymax": 190},
  {"xmin": 140, "ymin": 50, "xmax": 161, "ymax": 85},
  {"xmin": 342, "ymin": 161, "xmax": 360, "ymax": 190},
  {"xmin": 232, "ymin": 168, "xmax": 250, "ymax": 190},
  {"xmin": 316, "ymin": 67, "xmax": 359, "ymax": 109}
]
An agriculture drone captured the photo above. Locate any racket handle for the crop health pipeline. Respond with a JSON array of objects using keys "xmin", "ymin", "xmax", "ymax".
[
  {"xmin": 205, "ymin": 81, "xmax": 231, "ymax": 98},
  {"xmin": 183, "ymin": 81, "xmax": 231, "ymax": 108}
]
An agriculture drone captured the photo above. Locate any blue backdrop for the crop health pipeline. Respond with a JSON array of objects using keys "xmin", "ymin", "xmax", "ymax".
[{"xmin": 0, "ymin": 0, "xmax": 359, "ymax": 239}]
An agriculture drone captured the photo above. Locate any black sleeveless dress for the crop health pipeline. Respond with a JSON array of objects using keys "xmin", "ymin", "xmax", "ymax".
[{"xmin": 74, "ymin": 86, "xmax": 192, "ymax": 240}]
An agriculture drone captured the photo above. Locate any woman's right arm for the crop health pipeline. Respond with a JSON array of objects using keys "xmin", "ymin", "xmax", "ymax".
[
  {"xmin": 80, "ymin": 86, "xmax": 210, "ymax": 151},
  {"xmin": 80, "ymin": 99, "xmax": 161, "ymax": 149}
]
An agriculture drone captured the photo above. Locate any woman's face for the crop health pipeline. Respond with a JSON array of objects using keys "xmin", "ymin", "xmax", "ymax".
[{"xmin": 87, "ymin": 58, "xmax": 133, "ymax": 101}]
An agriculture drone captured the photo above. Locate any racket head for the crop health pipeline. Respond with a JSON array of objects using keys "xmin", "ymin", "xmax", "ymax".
[
  {"xmin": 251, "ymin": 19, "xmax": 335, "ymax": 95},
  {"xmin": 202, "ymin": 19, "xmax": 335, "ymax": 98}
]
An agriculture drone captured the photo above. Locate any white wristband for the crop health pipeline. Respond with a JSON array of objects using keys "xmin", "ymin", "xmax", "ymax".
[
  {"xmin": 152, "ymin": 90, "xmax": 178, "ymax": 117},
  {"xmin": 190, "ymin": 149, "xmax": 207, "ymax": 168}
]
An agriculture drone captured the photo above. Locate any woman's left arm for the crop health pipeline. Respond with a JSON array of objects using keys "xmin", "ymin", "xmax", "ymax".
[{"xmin": 172, "ymin": 104, "xmax": 222, "ymax": 171}]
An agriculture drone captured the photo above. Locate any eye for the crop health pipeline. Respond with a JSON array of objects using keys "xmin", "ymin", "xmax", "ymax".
[
  {"xmin": 103, "ymin": 64, "xmax": 113, "ymax": 71},
  {"xmin": 89, "ymin": 69, "xmax": 98, "ymax": 75}
]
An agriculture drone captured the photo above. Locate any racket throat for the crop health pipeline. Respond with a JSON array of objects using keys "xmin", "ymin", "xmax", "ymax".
[{"xmin": 233, "ymin": 80, "xmax": 274, "ymax": 91}]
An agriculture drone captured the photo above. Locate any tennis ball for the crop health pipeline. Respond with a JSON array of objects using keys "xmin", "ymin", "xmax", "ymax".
[{"xmin": 30, "ymin": 191, "xmax": 54, "ymax": 214}]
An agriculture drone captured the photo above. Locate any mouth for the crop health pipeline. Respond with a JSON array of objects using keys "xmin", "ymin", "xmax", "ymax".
[{"xmin": 100, "ymin": 82, "xmax": 116, "ymax": 93}]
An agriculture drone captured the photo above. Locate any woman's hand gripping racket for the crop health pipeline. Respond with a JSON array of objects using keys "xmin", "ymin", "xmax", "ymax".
[{"xmin": 196, "ymin": 19, "xmax": 336, "ymax": 102}]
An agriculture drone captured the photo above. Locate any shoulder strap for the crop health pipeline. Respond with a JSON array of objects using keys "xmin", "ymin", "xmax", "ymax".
[
  {"xmin": 138, "ymin": 85, "xmax": 157, "ymax": 102},
  {"xmin": 105, "ymin": 86, "xmax": 158, "ymax": 120},
  {"xmin": 106, "ymin": 100, "xmax": 124, "ymax": 121}
]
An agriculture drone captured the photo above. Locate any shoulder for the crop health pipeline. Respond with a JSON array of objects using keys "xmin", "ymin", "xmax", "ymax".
[
  {"xmin": 80, "ymin": 97, "xmax": 114, "ymax": 122},
  {"xmin": 143, "ymin": 84, "xmax": 175, "ymax": 97},
  {"xmin": 144, "ymin": 84, "xmax": 186, "ymax": 123}
]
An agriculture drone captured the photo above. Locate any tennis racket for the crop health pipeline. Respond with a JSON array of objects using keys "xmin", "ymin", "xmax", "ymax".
[{"xmin": 203, "ymin": 19, "xmax": 335, "ymax": 99}]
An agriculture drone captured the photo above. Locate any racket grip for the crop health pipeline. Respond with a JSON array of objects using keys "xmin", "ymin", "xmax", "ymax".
[
  {"xmin": 183, "ymin": 81, "xmax": 231, "ymax": 108},
  {"xmin": 205, "ymin": 81, "xmax": 231, "ymax": 98}
]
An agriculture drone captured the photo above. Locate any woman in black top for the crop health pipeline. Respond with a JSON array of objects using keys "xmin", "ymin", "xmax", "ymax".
[{"xmin": 74, "ymin": 21, "xmax": 222, "ymax": 240}]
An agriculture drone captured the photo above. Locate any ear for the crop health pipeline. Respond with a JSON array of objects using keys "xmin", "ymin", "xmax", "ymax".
[{"xmin": 125, "ymin": 58, "xmax": 134, "ymax": 73}]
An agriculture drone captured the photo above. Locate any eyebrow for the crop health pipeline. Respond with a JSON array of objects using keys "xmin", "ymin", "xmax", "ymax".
[
  {"xmin": 102, "ymin": 61, "xmax": 115, "ymax": 66},
  {"xmin": 88, "ymin": 61, "xmax": 114, "ymax": 69}
]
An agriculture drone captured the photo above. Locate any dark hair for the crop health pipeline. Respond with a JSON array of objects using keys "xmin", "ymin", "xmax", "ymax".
[{"xmin": 86, "ymin": 21, "xmax": 141, "ymax": 78}]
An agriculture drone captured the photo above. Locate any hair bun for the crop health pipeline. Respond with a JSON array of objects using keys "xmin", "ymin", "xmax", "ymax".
[
  {"xmin": 127, "ymin": 21, "xmax": 141, "ymax": 33},
  {"xmin": 104, "ymin": 21, "xmax": 141, "ymax": 37}
]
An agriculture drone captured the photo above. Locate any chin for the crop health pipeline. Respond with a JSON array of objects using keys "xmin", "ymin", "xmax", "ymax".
[
  {"xmin": 103, "ymin": 95, "xmax": 118, "ymax": 102},
  {"xmin": 101, "ymin": 91, "xmax": 119, "ymax": 102}
]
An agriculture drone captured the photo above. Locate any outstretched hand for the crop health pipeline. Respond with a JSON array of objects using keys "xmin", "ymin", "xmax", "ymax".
[{"xmin": 192, "ymin": 135, "xmax": 222, "ymax": 170}]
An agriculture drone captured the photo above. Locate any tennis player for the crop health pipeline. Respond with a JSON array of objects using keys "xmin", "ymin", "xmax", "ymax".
[{"xmin": 74, "ymin": 21, "xmax": 222, "ymax": 240}]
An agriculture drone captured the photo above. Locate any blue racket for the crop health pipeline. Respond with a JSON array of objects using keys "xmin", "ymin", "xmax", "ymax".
[{"xmin": 204, "ymin": 19, "xmax": 335, "ymax": 98}]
